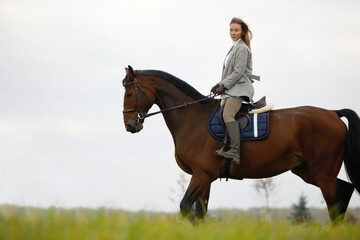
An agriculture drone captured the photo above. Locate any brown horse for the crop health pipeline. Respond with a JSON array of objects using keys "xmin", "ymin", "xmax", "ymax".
[{"xmin": 122, "ymin": 65, "xmax": 360, "ymax": 222}]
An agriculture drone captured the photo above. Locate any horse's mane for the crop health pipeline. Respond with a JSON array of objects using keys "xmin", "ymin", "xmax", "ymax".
[{"xmin": 135, "ymin": 70, "xmax": 208, "ymax": 102}]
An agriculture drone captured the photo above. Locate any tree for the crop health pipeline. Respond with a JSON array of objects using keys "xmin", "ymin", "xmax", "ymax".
[
  {"xmin": 253, "ymin": 178, "xmax": 277, "ymax": 216},
  {"xmin": 169, "ymin": 173, "xmax": 189, "ymax": 204},
  {"xmin": 289, "ymin": 193, "xmax": 313, "ymax": 223}
]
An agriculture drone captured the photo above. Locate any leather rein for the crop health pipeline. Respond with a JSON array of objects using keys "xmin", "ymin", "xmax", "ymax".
[{"xmin": 122, "ymin": 78, "xmax": 214, "ymax": 122}]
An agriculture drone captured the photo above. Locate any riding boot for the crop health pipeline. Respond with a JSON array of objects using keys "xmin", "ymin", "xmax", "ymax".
[{"xmin": 216, "ymin": 121, "xmax": 241, "ymax": 164}]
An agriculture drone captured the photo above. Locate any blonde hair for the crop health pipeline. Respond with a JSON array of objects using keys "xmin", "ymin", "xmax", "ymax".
[{"xmin": 230, "ymin": 17, "xmax": 252, "ymax": 50}]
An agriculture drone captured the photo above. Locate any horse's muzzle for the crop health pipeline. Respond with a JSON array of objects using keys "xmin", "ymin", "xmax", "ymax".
[{"xmin": 125, "ymin": 119, "xmax": 143, "ymax": 133}]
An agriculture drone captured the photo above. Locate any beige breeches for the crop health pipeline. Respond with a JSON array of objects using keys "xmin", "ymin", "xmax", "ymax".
[{"xmin": 220, "ymin": 97, "xmax": 243, "ymax": 123}]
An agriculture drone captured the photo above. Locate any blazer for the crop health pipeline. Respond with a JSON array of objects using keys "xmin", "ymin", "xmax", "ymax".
[{"xmin": 218, "ymin": 39, "xmax": 259, "ymax": 102}]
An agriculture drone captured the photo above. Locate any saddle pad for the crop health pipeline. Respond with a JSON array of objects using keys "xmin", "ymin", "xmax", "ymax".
[{"xmin": 208, "ymin": 101, "xmax": 270, "ymax": 142}]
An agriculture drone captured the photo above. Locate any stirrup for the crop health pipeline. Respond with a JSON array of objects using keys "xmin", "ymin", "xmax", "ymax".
[
  {"xmin": 231, "ymin": 158, "xmax": 240, "ymax": 165},
  {"xmin": 215, "ymin": 145, "xmax": 225, "ymax": 159}
]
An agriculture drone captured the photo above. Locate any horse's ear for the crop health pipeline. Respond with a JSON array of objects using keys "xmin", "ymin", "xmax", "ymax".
[
  {"xmin": 126, "ymin": 65, "xmax": 136, "ymax": 80},
  {"xmin": 128, "ymin": 65, "xmax": 134, "ymax": 74}
]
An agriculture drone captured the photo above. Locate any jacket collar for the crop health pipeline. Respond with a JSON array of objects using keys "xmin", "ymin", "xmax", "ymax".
[{"xmin": 232, "ymin": 38, "xmax": 242, "ymax": 47}]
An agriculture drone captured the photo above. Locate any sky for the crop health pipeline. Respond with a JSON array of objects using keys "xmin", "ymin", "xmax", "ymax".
[{"xmin": 1, "ymin": 0, "xmax": 360, "ymax": 212}]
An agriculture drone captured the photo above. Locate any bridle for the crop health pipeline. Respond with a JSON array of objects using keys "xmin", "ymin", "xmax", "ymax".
[
  {"xmin": 122, "ymin": 76, "xmax": 214, "ymax": 122},
  {"xmin": 122, "ymin": 77, "xmax": 151, "ymax": 122}
]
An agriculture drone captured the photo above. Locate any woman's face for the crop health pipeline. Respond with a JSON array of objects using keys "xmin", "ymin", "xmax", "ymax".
[{"xmin": 229, "ymin": 23, "xmax": 242, "ymax": 41}]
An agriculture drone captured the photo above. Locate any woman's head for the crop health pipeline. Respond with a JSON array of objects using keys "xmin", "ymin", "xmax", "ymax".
[{"xmin": 230, "ymin": 17, "xmax": 252, "ymax": 50}]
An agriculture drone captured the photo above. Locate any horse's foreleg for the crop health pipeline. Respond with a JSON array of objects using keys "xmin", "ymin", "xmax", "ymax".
[
  {"xmin": 180, "ymin": 173, "xmax": 211, "ymax": 219},
  {"xmin": 194, "ymin": 184, "xmax": 210, "ymax": 218}
]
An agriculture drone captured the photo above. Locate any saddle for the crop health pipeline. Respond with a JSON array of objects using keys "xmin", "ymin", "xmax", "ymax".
[
  {"xmin": 219, "ymin": 96, "xmax": 267, "ymax": 130},
  {"xmin": 239, "ymin": 96, "xmax": 267, "ymax": 114},
  {"xmin": 209, "ymin": 96, "xmax": 271, "ymax": 181}
]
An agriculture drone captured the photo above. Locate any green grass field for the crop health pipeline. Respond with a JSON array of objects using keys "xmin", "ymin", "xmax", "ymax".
[{"xmin": 1, "ymin": 205, "xmax": 359, "ymax": 240}]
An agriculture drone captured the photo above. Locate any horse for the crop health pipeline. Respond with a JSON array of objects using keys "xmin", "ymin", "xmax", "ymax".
[{"xmin": 122, "ymin": 65, "xmax": 360, "ymax": 222}]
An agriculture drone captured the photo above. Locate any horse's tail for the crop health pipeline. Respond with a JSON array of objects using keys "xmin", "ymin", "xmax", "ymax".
[{"xmin": 336, "ymin": 109, "xmax": 360, "ymax": 194}]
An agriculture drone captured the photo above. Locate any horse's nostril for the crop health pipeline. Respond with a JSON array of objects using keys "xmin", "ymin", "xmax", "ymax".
[
  {"xmin": 125, "ymin": 119, "xmax": 142, "ymax": 133},
  {"xmin": 126, "ymin": 124, "xmax": 133, "ymax": 131}
]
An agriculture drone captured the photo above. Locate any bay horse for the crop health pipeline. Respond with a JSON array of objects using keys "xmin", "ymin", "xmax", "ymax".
[{"xmin": 122, "ymin": 65, "xmax": 360, "ymax": 222}]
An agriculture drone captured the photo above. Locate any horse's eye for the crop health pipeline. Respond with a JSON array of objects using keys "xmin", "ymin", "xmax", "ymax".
[{"xmin": 126, "ymin": 92, "xmax": 133, "ymax": 98}]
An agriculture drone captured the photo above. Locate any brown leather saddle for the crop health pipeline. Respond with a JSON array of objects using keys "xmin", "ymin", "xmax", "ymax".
[{"xmin": 218, "ymin": 96, "xmax": 267, "ymax": 130}]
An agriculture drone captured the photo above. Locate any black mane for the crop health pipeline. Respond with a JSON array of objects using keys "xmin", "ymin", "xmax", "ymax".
[{"xmin": 135, "ymin": 70, "xmax": 208, "ymax": 102}]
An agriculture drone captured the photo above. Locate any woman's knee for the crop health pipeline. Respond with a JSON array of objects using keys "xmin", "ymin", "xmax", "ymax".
[{"xmin": 223, "ymin": 98, "xmax": 242, "ymax": 123}]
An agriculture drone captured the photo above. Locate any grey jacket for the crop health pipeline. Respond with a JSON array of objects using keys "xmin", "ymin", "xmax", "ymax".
[{"xmin": 218, "ymin": 39, "xmax": 258, "ymax": 102}]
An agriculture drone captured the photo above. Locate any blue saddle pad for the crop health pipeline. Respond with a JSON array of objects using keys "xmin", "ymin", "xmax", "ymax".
[{"xmin": 208, "ymin": 101, "xmax": 270, "ymax": 142}]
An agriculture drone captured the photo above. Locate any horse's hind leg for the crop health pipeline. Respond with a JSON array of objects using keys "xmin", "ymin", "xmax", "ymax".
[
  {"xmin": 292, "ymin": 163, "xmax": 354, "ymax": 222},
  {"xmin": 180, "ymin": 173, "xmax": 212, "ymax": 219},
  {"xmin": 336, "ymin": 178, "xmax": 354, "ymax": 216},
  {"xmin": 315, "ymin": 178, "xmax": 354, "ymax": 222},
  {"xmin": 291, "ymin": 163, "xmax": 318, "ymax": 187}
]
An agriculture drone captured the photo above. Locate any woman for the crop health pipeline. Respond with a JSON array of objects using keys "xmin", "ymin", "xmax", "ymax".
[{"xmin": 211, "ymin": 17, "xmax": 259, "ymax": 164}]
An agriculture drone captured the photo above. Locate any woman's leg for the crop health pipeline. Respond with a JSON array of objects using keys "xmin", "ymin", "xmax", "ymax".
[
  {"xmin": 222, "ymin": 97, "xmax": 242, "ymax": 123},
  {"xmin": 217, "ymin": 97, "xmax": 242, "ymax": 164}
]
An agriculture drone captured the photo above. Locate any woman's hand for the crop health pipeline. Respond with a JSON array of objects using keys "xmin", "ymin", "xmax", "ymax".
[
  {"xmin": 211, "ymin": 84, "xmax": 226, "ymax": 94},
  {"xmin": 211, "ymin": 84, "xmax": 219, "ymax": 93},
  {"xmin": 214, "ymin": 84, "xmax": 226, "ymax": 94}
]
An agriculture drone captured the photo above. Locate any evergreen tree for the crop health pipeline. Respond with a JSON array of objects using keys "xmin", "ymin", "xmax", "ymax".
[{"xmin": 289, "ymin": 193, "xmax": 313, "ymax": 223}]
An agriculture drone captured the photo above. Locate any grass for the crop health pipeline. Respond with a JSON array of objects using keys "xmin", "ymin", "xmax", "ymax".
[{"xmin": 1, "ymin": 205, "xmax": 359, "ymax": 240}]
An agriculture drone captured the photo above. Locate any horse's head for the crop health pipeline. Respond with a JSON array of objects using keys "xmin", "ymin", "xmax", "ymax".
[{"xmin": 122, "ymin": 66, "xmax": 156, "ymax": 133}]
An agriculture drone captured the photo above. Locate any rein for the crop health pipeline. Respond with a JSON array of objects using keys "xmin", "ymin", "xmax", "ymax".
[
  {"xmin": 142, "ymin": 94, "xmax": 213, "ymax": 119},
  {"xmin": 123, "ymin": 77, "xmax": 215, "ymax": 121}
]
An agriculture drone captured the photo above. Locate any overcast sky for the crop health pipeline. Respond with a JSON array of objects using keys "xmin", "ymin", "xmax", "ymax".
[{"xmin": 1, "ymin": 0, "xmax": 360, "ymax": 212}]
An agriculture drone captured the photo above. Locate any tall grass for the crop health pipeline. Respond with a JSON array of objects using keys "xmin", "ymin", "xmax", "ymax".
[{"xmin": 0, "ymin": 205, "xmax": 359, "ymax": 240}]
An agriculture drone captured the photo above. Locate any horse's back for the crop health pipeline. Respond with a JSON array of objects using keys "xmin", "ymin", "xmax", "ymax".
[
  {"xmin": 271, "ymin": 106, "xmax": 346, "ymax": 131},
  {"xmin": 270, "ymin": 106, "xmax": 347, "ymax": 159},
  {"xmin": 236, "ymin": 106, "xmax": 346, "ymax": 178}
]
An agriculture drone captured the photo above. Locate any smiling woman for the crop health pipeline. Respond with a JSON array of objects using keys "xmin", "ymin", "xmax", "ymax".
[{"xmin": 211, "ymin": 17, "xmax": 257, "ymax": 164}]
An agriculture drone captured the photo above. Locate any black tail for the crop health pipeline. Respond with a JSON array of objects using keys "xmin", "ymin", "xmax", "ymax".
[{"xmin": 337, "ymin": 109, "xmax": 360, "ymax": 194}]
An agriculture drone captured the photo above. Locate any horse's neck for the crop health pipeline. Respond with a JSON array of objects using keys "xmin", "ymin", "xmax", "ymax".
[
  {"xmin": 152, "ymin": 80, "xmax": 207, "ymax": 136},
  {"xmin": 154, "ymin": 84, "xmax": 193, "ymax": 123}
]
